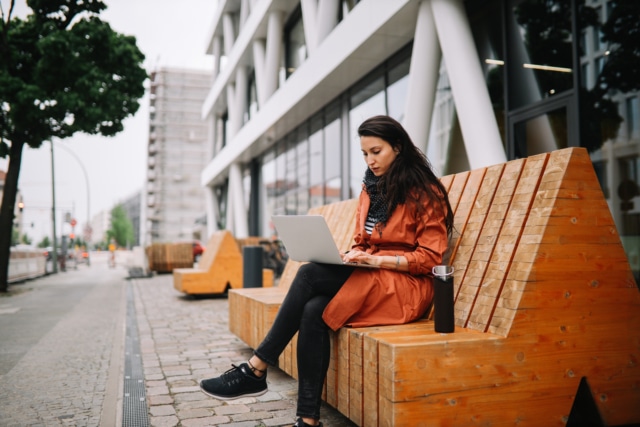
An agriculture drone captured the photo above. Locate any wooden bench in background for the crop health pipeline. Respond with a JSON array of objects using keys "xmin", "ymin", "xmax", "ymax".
[
  {"xmin": 146, "ymin": 242, "xmax": 193, "ymax": 273},
  {"xmin": 173, "ymin": 230, "xmax": 274, "ymax": 295},
  {"xmin": 229, "ymin": 147, "xmax": 640, "ymax": 426}
]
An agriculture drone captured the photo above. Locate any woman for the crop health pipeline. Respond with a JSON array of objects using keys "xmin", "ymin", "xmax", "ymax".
[{"xmin": 200, "ymin": 115, "xmax": 454, "ymax": 427}]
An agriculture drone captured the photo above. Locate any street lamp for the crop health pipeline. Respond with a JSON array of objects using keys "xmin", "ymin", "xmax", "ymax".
[
  {"xmin": 55, "ymin": 143, "xmax": 91, "ymax": 243},
  {"xmin": 49, "ymin": 140, "xmax": 92, "ymax": 272}
]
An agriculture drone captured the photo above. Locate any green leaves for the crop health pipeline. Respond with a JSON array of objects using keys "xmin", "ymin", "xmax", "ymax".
[{"xmin": 0, "ymin": 1, "xmax": 146, "ymax": 150}]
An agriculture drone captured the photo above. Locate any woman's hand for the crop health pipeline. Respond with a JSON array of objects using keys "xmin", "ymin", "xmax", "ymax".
[
  {"xmin": 342, "ymin": 250, "xmax": 376, "ymax": 266},
  {"xmin": 342, "ymin": 250, "xmax": 406, "ymax": 271}
]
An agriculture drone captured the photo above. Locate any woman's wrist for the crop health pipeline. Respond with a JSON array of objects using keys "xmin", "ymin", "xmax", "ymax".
[{"xmin": 383, "ymin": 254, "xmax": 404, "ymax": 270}]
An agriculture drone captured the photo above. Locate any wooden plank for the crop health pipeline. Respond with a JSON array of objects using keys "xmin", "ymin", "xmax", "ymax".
[
  {"xmin": 466, "ymin": 158, "xmax": 533, "ymax": 332},
  {"xmin": 337, "ymin": 328, "xmax": 351, "ymax": 417},
  {"xmin": 347, "ymin": 329, "xmax": 364, "ymax": 426},
  {"xmin": 453, "ymin": 164, "xmax": 504, "ymax": 328},
  {"xmin": 449, "ymin": 168, "xmax": 487, "ymax": 299}
]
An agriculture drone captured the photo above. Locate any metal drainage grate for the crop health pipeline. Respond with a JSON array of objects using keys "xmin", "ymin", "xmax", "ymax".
[{"xmin": 123, "ymin": 282, "xmax": 149, "ymax": 427}]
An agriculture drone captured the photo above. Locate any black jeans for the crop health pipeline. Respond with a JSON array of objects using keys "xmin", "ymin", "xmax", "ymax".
[{"xmin": 254, "ymin": 262, "xmax": 354, "ymax": 420}]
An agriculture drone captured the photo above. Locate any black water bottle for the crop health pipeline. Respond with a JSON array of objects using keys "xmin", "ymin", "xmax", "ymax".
[{"xmin": 433, "ymin": 265, "xmax": 455, "ymax": 333}]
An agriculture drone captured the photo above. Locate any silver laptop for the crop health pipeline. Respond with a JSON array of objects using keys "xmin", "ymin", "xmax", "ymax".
[{"xmin": 271, "ymin": 215, "xmax": 379, "ymax": 268}]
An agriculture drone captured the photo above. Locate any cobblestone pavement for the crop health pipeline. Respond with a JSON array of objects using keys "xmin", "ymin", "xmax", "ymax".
[
  {"xmin": 0, "ymin": 255, "xmax": 355, "ymax": 427},
  {"xmin": 132, "ymin": 274, "xmax": 356, "ymax": 427}
]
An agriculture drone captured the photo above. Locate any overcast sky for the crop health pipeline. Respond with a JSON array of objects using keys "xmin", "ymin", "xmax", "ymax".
[{"xmin": 0, "ymin": 0, "xmax": 218, "ymax": 244}]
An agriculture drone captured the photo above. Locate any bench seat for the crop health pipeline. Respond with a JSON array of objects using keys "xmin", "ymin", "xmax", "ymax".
[
  {"xmin": 173, "ymin": 230, "xmax": 273, "ymax": 295},
  {"xmin": 228, "ymin": 147, "xmax": 640, "ymax": 426}
]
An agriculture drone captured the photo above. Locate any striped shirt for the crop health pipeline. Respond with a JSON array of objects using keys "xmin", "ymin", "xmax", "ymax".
[{"xmin": 364, "ymin": 215, "xmax": 377, "ymax": 235}]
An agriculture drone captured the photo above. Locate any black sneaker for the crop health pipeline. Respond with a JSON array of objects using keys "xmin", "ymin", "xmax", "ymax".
[
  {"xmin": 293, "ymin": 418, "xmax": 323, "ymax": 427},
  {"xmin": 199, "ymin": 363, "xmax": 267, "ymax": 400}
]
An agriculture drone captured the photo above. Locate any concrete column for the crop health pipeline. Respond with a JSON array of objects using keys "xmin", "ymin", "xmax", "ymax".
[
  {"xmin": 240, "ymin": 0, "xmax": 250, "ymax": 28},
  {"xmin": 226, "ymin": 84, "xmax": 237, "ymax": 138},
  {"xmin": 205, "ymin": 185, "xmax": 218, "ymax": 238},
  {"xmin": 404, "ymin": 0, "xmax": 441, "ymax": 154},
  {"xmin": 264, "ymin": 11, "xmax": 283, "ymax": 99},
  {"xmin": 301, "ymin": 0, "xmax": 318, "ymax": 53},
  {"xmin": 212, "ymin": 36, "xmax": 222, "ymax": 80},
  {"xmin": 252, "ymin": 40, "xmax": 267, "ymax": 105},
  {"xmin": 234, "ymin": 66, "xmax": 248, "ymax": 134},
  {"xmin": 252, "ymin": 11, "xmax": 282, "ymax": 107},
  {"xmin": 205, "ymin": 113, "xmax": 215, "ymax": 162},
  {"xmin": 228, "ymin": 163, "xmax": 248, "ymax": 238},
  {"xmin": 430, "ymin": 0, "xmax": 507, "ymax": 168},
  {"xmin": 316, "ymin": 0, "xmax": 339, "ymax": 45},
  {"xmin": 301, "ymin": 0, "xmax": 339, "ymax": 54},
  {"xmin": 222, "ymin": 13, "xmax": 235, "ymax": 55}
]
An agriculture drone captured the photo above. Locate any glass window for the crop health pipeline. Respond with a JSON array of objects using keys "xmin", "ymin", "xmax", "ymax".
[
  {"xmin": 296, "ymin": 189, "xmax": 309, "ymax": 214},
  {"xmin": 247, "ymin": 71, "xmax": 258, "ymax": 122},
  {"xmin": 262, "ymin": 150, "xmax": 277, "ymax": 226},
  {"xmin": 581, "ymin": 62, "xmax": 590, "ymax": 89},
  {"xmin": 274, "ymin": 144, "xmax": 287, "ymax": 214},
  {"xmin": 324, "ymin": 110, "xmax": 342, "ymax": 205},
  {"xmin": 339, "ymin": 0, "xmax": 360, "ymax": 22},
  {"xmin": 468, "ymin": 0, "xmax": 506, "ymax": 146},
  {"xmin": 284, "ymin": 7, "xmax": 307, "ymax": 79},
  {"xmin": 387, "ymin": 57, "xmax": 410, "ymax": 123},
  {"xmin": 579, "ymin": 0, "xmax": 637, "ymax": 152},
  {"xmin": 286, "ymin": 136, "xmax": 297, "ymax": 192},
  {"xmin": 592, "ymin": 7, "xmax": 602, "ymax": 52},
  {"xmin": 349, "ymin": 76, "xmax": 386, "ymax": 198},
  {"xmin": 626, "ymin": 97, "xmax": 639, "ymax": 139},
  {"xmin": 309, "ymin": 114, "xmax": 324, "ymax": 187},
  {"xmin": 222, "ymin": 111, "xmax": 229, "ymax": 149},
  {"xmin": 513, "ymin": 106, "xmax": 568, "ymax": 158},
  {"xmin": 507, "ymin": 0, "xmax": 575, "ymax": 109},
  {"xmin": 296, "ymin": 127, "xmax": 309, "ymax": 191},
  {"xmin": 591, "ymin": 160, "xmax": 609, "ymax": 198}
]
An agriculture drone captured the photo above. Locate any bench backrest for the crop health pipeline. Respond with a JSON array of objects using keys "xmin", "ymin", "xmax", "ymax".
[{"xmin": 276, "ymin": 147, "xmax": 636, "ymax": 337}]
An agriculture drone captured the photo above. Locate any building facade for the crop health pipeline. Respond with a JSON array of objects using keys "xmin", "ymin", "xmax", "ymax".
[
  {"xmin": 120, "ymin": 191, "xmax": 142, "ymax": 247},
  {"xmin": 200, "ymin": 0, "xmax": 639, "ymax": 282},
  {"xmin": 144, "ymin": 67, "xmax": 213, "ymax": 244}
]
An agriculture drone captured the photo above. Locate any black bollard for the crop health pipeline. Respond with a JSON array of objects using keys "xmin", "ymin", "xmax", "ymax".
[{"xmin": 243, "ymin": 246, "xmax": 263, "ymax": 288}]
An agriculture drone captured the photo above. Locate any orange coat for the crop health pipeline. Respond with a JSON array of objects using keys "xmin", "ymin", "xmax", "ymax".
[{"xmin": 322, "ymin": 188, "xmax": 449, "ymax": 331}]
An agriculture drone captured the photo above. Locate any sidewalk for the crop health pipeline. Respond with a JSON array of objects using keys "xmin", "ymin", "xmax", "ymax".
[
  {"xmin": 0, "ymin": 257, "xmax": 355, "ymax": 427},
  {"xmin": 131, "ymin": 273, "xmax": 355, "ymax": 427}
]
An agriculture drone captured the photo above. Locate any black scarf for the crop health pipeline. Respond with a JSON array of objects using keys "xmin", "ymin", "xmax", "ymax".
[{"xmin": 363, "ymin": 168, "xmax": 395, "ymax": 228}]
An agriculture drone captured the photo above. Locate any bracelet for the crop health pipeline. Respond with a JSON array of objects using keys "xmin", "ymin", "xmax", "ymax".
[{"xmin": 395, "ymin": 255, "xmax": 400, "ymax": 269}]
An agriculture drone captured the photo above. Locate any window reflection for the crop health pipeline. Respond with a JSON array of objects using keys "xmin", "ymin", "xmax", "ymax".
[
  {"xmin": 324, "ymin": 114, "xmax": 342, "ymax": 204},
  {"xmin": 508, "ymin": 0, "xmax": 574, "ymax": 109},
  {"xmin": 513, "ymin": 107, "xmax": 568, "ymax": 158},
  {"xmin": 349, "ymin": 89, "xmax": 385, "ymax": 199}
]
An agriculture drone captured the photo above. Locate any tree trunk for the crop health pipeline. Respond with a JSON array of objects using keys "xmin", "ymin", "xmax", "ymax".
[{"xmin": 0, "ymin": 139, "xmax": 25, "ymax": 292}]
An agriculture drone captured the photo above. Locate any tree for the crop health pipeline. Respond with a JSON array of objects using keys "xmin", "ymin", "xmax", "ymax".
[
  {"xmin": 37, "ymin": 235, "xmax": 51, "ymax": 248},
  {"xmin": 0, "ymin": 0, "xmax": 147, "ymax": 291},
  {"xmin": 107, "ymin": 204, "xmax": 134, "ymax": 249}
]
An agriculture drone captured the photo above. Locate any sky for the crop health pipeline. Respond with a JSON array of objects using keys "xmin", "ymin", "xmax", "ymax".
[{"xmin": 0, "ymin": 0, "xmax": 218, "ymax": 244}]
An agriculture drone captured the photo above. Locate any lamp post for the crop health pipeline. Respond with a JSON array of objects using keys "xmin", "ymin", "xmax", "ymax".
[
  {"xmin": 49, "ymin": 140, "xmax": 92, "ymax": 270},
  {"xmin": 52, "ymin": 144, "xmax": 91, "ymax": 265},
  {"xmin": 50, "ymin": 140, "xmax": 58, "ymax": 273}
]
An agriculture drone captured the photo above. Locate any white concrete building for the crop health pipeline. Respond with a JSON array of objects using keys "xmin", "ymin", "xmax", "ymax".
[{"xmin": 199, "ymin": 0, "xmax": 639, "ymax": 282}]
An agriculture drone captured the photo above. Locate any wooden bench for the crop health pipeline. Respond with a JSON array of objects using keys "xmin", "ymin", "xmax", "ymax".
[
  {"xmin": 228, "ymin": 147, "xmax": 640, "ymax": 426},
  {"xmin": 173, "ymin": 230, "xmax": 274, "ymax": 295},
  {"xmin": 146, "ymin": 242, "xmax": 193, "ymax": 273}
]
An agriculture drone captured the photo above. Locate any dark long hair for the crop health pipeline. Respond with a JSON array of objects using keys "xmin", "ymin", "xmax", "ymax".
[{"xmin": 357, "ymin": 115, "xmax": 454, "ymax": 236}]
